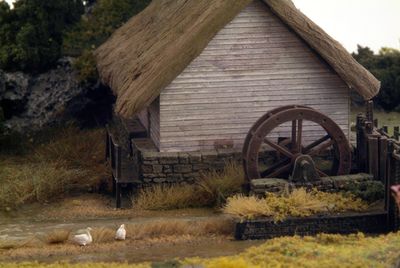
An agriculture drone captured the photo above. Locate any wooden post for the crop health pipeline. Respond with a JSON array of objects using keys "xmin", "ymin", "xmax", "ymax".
[
  {"xmin": 356, "ymin": 114, "xmax": 367, "ymax": 172},
  {"xmin": 388, "ymin": 141, "xmax": 400, "ymax": 231},
  {"xmin": 373, "ymin": 119, "xmax": 378, "ymax": 128},
  {"xmin": 394, "ymin": 126, "xmax": 399, "ymax": 141},
  {"xmin": 368, "ymin": 136, "xmax": 379, "ymax": 180},
  {"xmin": 382, "ymin": 125, "xmax": 388, "ymax": 134},
  {"xmin": 366, "ymin": 100, "xmax": 374, "ymax": 122},
  {"xmin": 116, "ymin": 183, "xmax": 122, "ymax": 209},
  {"xmin": 379, "ymin": 136, "xmax": 388, "ymax": 183}
]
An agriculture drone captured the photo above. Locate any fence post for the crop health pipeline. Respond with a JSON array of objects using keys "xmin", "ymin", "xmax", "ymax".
[
  {"xmin": 368, "ymin": 136, "xmax": 379, "ymax": 180},
  {"xmin": 379, "ymin": 136, "xmax": 388, "ymax": 183},
  {"xmin": 388, "ymin": 141, "xmax": 400, "ymax": 231},
  {"xmin": 356, "ymin": 114, "xmax": 367, "ymax": 172},
  {"xmin": 394, "ymin": 126, "xmax": 399, "ymax": 141}
]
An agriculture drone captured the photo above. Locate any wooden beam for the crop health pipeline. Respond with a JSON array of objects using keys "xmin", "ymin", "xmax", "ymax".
[{"xmin": 368, "ymin": 136, "xmax": 379, "ymax": 180}]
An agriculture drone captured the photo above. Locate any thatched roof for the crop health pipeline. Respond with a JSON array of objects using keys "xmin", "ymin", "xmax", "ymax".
[{"xmin": 95, "ymin": 0, "xmax": 380, "ymax": 118}]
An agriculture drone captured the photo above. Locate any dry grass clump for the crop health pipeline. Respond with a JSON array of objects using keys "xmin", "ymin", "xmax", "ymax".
[
  {"xmin": 185, "ymin": 232, "xmax": 400, "ymax": 268},
  {"xmin": 223, "ymin": 188, "xmax": 368, "ymax": 222},
  {"xmin": 133, "ymin": 184, "xmax": 201, "ymax": 210},
  {"xmin": 0, "ymin": 163, "xmax": 86, "ymax": 207},
  {"xmin": 0, "ymin": 125, "xmax": 107, "ymax": 209},
  {"xmin": 126, "ymin": 218, "xmax": 234, "ymax": 240},
  {"xmin": 40, "ymin": 229, "xmax": 72, "ymax": 245},
  {"xmin": 133, "ymin": 161, "xmax": 244, "ymax": 210}
]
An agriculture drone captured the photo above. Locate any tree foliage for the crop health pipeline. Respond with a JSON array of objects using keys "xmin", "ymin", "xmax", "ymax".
[
  {"xmin": 0, "ymin": 0, "xmax": 84, "ymax": 73},
  {"xmin": 353, "ymin": 45, "xmax": 400, "ymax": 111},
  {"xmin": 63, "ymin": 0, "xmax": 151, "ymax": 83}
]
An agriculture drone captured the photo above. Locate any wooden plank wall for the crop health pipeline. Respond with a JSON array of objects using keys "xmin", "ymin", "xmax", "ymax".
[
  {"xmin": 137, "ymin": 98, "xmax": 160, "ymax": 149},
  {"xmin": 137, "ymin": 108, "xmax": 149, "ymax": 131},
  {"xmin": 158, "ymin": 0, "xmax": 350, "ymax": 152}
]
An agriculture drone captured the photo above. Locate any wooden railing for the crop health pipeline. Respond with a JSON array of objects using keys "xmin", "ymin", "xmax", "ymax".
[
  {"xmin": 105, "ymin": 126, "xmax": 123, "ymax": 208},
  {"xmin": 356, "ymin": 101, "xmax": 400, "ymax": 231}
]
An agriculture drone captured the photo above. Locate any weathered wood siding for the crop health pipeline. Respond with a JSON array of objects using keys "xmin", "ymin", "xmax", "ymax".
[
  {"xmin": 137, "ymin": 108, "xmax": 149, "ymax": 131},
  {"xmin": 137, "ymin": 98, "xmax": 160, "ymax": 149},
  {"xmin": 159, "ymin": 0, "xmax": 350, "ymax": 152}
]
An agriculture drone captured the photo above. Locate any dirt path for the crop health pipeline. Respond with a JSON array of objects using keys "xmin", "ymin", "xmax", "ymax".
[{"xmin": 0, "ymin": 194, "xmax": 263, "ymax": 263}]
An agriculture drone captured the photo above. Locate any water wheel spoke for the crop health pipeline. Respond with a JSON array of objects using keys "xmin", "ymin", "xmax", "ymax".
[
  {"xmin": 304, "ymin": 134, "xmax": 331, "ymax": 154},
  {"xmin": 264, "ymin": 138, "xmax": 294, "ymax": 159},
  {"xmin": 291, "ymin": 120, "xmax": 297, "ymax": 150},
  {"xmin": 266, "ymin": 163, "xmax": 292, "ymax": 178},
  {"xmin": 260, "ymin": 159, "xmax": 290, "ymax": 178},
  {"xmin": 308, "ymin": 139, "xmax": 335, "ymax": 156},
  {"xmin": 316, "ymin": 168, "xmax": 329, "ymax": 178},
  {"xmin": 296, "ymin": 119, "xmax": 303, "ymax": 153}
]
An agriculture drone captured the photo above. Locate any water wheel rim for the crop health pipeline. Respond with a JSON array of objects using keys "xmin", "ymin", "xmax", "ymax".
[{"xmin": 244, "ymin": 107, "xmax": 351, "ymax": 181}]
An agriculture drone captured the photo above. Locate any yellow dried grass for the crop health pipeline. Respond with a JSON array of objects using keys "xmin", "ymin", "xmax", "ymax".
[
  {"xmin": 133, "ymin": 161, "xmax": 245, "ymax": 210},
  {"xmin": 223, "ymin": 188, "xmax": 369, "ymax": 222}
]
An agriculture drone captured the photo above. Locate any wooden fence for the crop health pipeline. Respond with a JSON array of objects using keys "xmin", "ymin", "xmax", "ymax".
[
  {"xmin": 356, "ymin": 101, "xmax": 400, "ymax": 231},
  {"xmin": 105, "ymin": 126, "xmax": 123, "ymax": 208}
]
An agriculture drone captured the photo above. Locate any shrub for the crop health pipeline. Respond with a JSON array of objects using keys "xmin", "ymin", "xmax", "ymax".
[
  {"xmin": 353, "ymin": 46, "xmax": 400, "ymax": 111},
  {"xmin": 223, "ymin": 188, "xmax": 368, "ymax": 222},
  {"xmin": 0, "ymin": 0, "xmax": 84, "ymax": 72}
]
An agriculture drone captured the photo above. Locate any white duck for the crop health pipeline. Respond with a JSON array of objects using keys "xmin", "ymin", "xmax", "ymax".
[
  {"xmin": 115, "ymin": 224, "xmax": 126, "ymax": 240},
  {"xmin": 73, "ymin": 227, "xmax": 93, "ymax": 246}
]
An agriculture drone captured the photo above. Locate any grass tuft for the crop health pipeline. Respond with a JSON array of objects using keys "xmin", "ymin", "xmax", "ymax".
[
  {"xmin": 0, "ymin": 125, "xmax": 107, "ymax": 209},
  {"xmin": 40, "ymin": 229, "xmax": 71, "ymax": 245},
  {"xmin": 223, "ymin": 188, "xmax": 369, "ymax": 222},
  {"xmin": 132, "ymin": 161, "xmax": 245, "ymax": 210}
]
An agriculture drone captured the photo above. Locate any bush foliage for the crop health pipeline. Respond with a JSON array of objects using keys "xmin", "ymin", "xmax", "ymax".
[
  {"xmin": 0, "ymin": 0, "xmax": 84, "ymax": 72},
  {"xmin": 353, "ymin": 46, "xmax": 400, "ymax": 111},
  {"xmin": 63, "ymin": 0, "xmax": 151, "ymax": 82}
]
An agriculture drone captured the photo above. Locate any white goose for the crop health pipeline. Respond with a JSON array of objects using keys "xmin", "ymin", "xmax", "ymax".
[
  {"xmin": 115, "ymin": 224, "xmax": 126, "ymax": 240},
  {"xmin": 73, "ymin": 227, "xmax": 93, "ymax": 246}
]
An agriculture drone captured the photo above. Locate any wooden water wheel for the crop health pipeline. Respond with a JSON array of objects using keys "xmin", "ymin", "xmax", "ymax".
[{"xmin": 243, "ymin": 105, "xmax": 351, "ymax": 181}]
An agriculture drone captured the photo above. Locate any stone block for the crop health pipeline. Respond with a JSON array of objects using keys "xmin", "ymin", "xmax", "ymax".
[
  {"xmin": 251, "ymin": 178, "xmax": 289, "ymax": 194},
  {"xmin": 142, "ymin": 160, "xmax": 159, "ymax": 165},
  {"xmin": 141, "ymin": 151, "xmax": 160, "ymax": 161},
  {"xmin": 192, "ymin": 163, "xmax": 208, "ymax": 172},
  {"xmin": 217, "ymin": 148, "xmax": 236, "ymax": 158},
  {"xmin": 173, "ymin": 164, "xmax": 193, "ymax": 174},
  {"xmin": 141, "ymin": 165, "xmax": 153, "ymax": 173},
  {"xmin": 159, "ymin": 155, "xmax": 179, "ymax": 164},
  {"xmin": 153, "ymin": 177, "xmax": 167, "ymax": 183},
  {"xmin": 163, "ymin": 165, "xmax": 172, "ymax": 173},
  {"xmin": 153, "ymin": 164, "xmax": 163, "ymax": 174},
  {"xmin": 188, "ymin": 152, "xmax": 202, "ymax": 163},
  {"xmin": 179, "ymin": 153, "xmax": 190, "ymax": 164},
  {"xmin": 166, "ymin": 174, "xmax": 183, "ymax": 182},
  {"xmin": 201, "ymin": 150, "xmax": 219, "ymax": 163}
]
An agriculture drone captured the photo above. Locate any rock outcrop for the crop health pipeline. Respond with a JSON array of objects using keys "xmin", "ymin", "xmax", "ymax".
[{"xmin": 0, "ymin": 57, "xmax": 114, "ymax": 133}]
